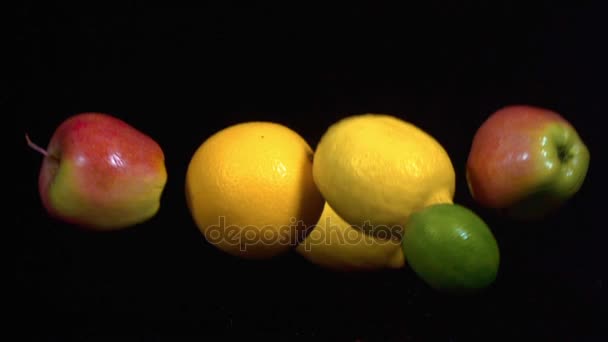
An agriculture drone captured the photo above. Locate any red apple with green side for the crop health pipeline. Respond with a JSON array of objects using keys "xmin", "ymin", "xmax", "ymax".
[
  {"xmin": 27, "ymin": 112, "xmax": 168, "ymax": 230},
  {"xmin": 466, "ymin": 105, "xmax": 590, "ymax": 220}
]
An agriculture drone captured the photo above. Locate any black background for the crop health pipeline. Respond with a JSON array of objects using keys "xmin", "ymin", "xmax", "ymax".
[{"xmin": 11, "ymin": 1, "xmax": 607, "ymax": 340}]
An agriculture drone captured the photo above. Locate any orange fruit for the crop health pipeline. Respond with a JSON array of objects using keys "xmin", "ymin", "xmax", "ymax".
[{"xmin": 185, "ymin": 121, "xmax": 324, "ymax": 259}]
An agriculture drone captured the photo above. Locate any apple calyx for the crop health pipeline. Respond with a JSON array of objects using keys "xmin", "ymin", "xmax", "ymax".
[
  {"xmin": 545, "ymin": 123, "xmax": 590, "ymax": 200},
  {"xmin": 25, "ymin": 133, "xmax": 59, "ymax": 161},
  {"xmin": 501, "ymin": 123, "xmax": 590, "ymax": 221}
]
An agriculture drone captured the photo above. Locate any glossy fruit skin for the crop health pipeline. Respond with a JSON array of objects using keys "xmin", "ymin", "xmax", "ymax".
[
  {"xmin": 38, "ymin": 113, "xmax": 167, "ymax": 230},
  {"xmin": 312, "ymin": 114, "xmax": 455, "ymax": 237},
  {"xmin": 296, "ymin": 202, "xmax": 405, "ymax": 272},
  {"xmin": 466, "ymin": 105, "xmax": 590, "ymax": 220},
  {"xmin": 185, "ymin": 121, "xmax": 325, "ymax": 260},
  {"xmin": 402, "ymin": 203, "xmax": 500, "ymax": 293}
]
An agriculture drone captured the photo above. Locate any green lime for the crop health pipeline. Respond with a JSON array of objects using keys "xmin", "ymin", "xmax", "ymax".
[{"xmin": 402, "ymin": 203, "xmax": 500, "ymax": 293}]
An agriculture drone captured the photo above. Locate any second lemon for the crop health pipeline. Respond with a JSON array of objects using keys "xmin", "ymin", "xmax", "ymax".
[{"xmin": 312, "ymin": 114, "xmax": 456, "ymax": 235}]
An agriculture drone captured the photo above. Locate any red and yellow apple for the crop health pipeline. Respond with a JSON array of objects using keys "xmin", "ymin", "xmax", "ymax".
[
  {"xmin": 27, "ymin": 112, "xmax": 168, "ymax": 230},
  {"xmin": 466, "ymin": 105, "xmax": 590, "ymax": 220}
]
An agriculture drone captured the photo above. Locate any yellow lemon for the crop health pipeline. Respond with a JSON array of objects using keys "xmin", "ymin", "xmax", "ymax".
[
  {"xmin": 313, "ymin": 114, "xmax": 455, "ymax": 235},
  {"xmin": 185, "ymin": 121, "xmax": 325, "ymax": 259},
  {"xmin": 296, "ymin": 202, "xmax": 405, "ymax": 272}
]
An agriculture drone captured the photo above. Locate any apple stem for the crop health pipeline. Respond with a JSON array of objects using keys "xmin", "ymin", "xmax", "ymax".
[{"xmin": 25, "ymin": 133, "xmax": 50, "ymax": 157}]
